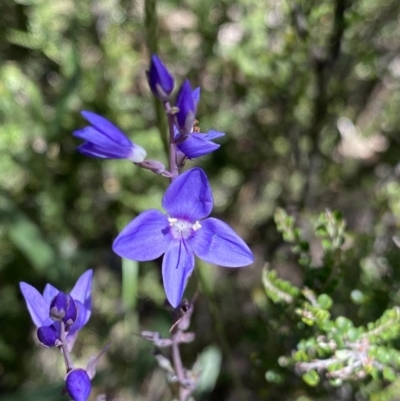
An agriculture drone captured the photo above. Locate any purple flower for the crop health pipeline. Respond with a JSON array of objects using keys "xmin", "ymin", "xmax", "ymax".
[
  {"xmin": 65, "ymin": 369, "xmax": 91, "ymax": 401},
  {"xmin": 175, "ymin": 88, "xmax": 225, "ymax": 159},
  {"xmin": 175, "ymin": 80, "xmax": 196, "ymax": 136},
  {"xmin": 20, "ymin": 270, "xmax": 93, "ymax": 350},
  {"xmin": 73, "ymin": 111, "xmax": 147, "ymax": 162},
  {"xmin": 147, "ymin": 54, "xmax": 174, "ymax": 101},
  {"xmin": 113, "ymin": 168, "xmax": 253, "ymax": 307}
]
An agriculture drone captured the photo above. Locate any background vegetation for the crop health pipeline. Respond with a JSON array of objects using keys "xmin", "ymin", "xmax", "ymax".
[{"xmin": 2, "ymin": 0, "xmax": 400, "ymax": 400}]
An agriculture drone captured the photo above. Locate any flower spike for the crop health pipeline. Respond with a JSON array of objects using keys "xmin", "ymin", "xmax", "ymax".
[
  {"xmin": 113, "ymin": 168, "xmax": 253, "ymax": 307},
  {"xmin": 73, "ymin": 111, "xmax": 147, "ymax": 162},
  {"xmin": 147, "ymin": 55, "xmax": 174, "ymax": 101}
]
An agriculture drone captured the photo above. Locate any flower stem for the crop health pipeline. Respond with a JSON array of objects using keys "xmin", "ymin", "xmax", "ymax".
[
  {"xmin": 164, "ymin": 101, "xmax": 178, "ymax": 181},
  {"xmin": 60, "ymin": 322, "xmax": 74, "ymax": 372},
  {"xmin": 171, "ymin": 326, "xmax": 191, "ymax": 401}
]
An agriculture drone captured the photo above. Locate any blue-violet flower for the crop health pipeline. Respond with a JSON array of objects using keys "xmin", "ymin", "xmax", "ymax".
[
  {"xmin": 20, "ymin": 270, "xmax": 93, "ymax": 350},
  {"xmin": 175, "ymin": 88, "xmax": 225, "ymax": 159},
  {"xmin": 65, "ymin": 369, "xmax": 91, "ymax": 401},
  {"xmin": 147, "ymin": 54, "xmax": 174, "ymax": 101},
  {"xmin": 73, "ymin": 111, "xmax": 147, "ymax": 162},
  {"xmin": 113, "ymin": 168, "xmax": 253, "ymax": 307},
  {"xmin": 174, "ymin": 80, "xmax": 196, "ymax": 136}
]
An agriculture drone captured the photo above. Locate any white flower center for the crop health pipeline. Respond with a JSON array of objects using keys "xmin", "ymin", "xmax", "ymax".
[{"xmin": 168, "ymin": 217, "xmax": 201, "ymax": 240}]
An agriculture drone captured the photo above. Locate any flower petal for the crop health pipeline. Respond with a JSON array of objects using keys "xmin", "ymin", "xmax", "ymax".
[
  {"xmin": 177, "ymin": 133, "xmax": 220, "ymax": 159},
  {"xmin": 113, "ymin": 210, "xmax": 171, "ymax": 261},
  {"xmin": 204, "ymin": 130, "xmax": 225, "ymax": 140},
  {"xmin": 70, "ymin": 270, "xmax": 93, "ymax": 313},
  {"xmin": 19, "ymin": 282, "xmax": 49, "ymax": 327},
  {"xmin": 162, "ymin": 239, "xmax": 194, "ymax": 307},
  {"xmin": 190, "ymin": 217, "xmax": 254, "ymax": 267},
  {"xmin": 73, "ymin": 127, "xmax": 122, "ymax": 149},
  {"xmin": 68, "ymin": 300, "xmax": 89, "ymax": 335},
  {"xmin": 76, "ymin": 139, "xmax": 146, "ymax": 162},
  {"xmin": 77, "ymin": 142, "xmax": 128, "ymax": 160},
  {"xmin": 162, "ymin": 168, "xmax": 213, "ymax": 221},
  {"xmin": 80, "ymin": 111, "xmax": 132, "ymax": 147},
  {"xmin": 43, "ymin": 283, "xmax": 59, "ymax": 304},
  {"xmin": 192, "ymin": 87, "xmax": 201, "ymax": 107},
  {"xmin": 175, "ymin": 80, "xmax": 196, "ymax": 135}
]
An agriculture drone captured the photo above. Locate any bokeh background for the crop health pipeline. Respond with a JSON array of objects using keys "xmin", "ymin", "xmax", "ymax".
[{"xmin": 2, "ymin": 0, "xmax": 400, "ymax": 400}]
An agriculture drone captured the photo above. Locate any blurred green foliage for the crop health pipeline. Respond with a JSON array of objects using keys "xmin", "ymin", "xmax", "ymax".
[{"xmin": 2, "ymin": 0, "xmax": 400, "ymax": 400}]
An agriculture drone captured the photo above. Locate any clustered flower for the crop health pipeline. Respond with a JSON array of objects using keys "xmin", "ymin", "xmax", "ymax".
[
  {"xmin": 73, "ymin": 54, "xmax": 254, "ymax": 307},
  {"xmin": 20, "ymin": 54, "xmax": 254, "ymax": 399},
  {"xmin": 20, "ymin": 270, "xmax": 96, "ymax": 401}
]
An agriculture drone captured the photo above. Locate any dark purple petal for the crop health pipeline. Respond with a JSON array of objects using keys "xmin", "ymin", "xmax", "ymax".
[
  {"xmin": 70, "ymin": 270, "xmax": 93, "ymax": 314},
  {"xmin": 37, "ymin": 325, "xmax": 59, "ymax": 347},
  {"xmin": 177, "ymin": 133, "xmax": 220, "ymax": 159},
  {"xmin": 189, "ymin": 217, "xmax": 254, "ymax": 267},
  {"xmin": 162, "ymin": 168, "xmax": 213, "ymax": 221},
  {"xmin": 19, "ymin": 282, "xmax": 49, "ymax": 327},
  {"xmin": 65, "ymin": 369, "xmax": 91, "ymax": 401},
  {"xmin": 80, "ymin": 111, "xmax": 131, "ymax": 147},
  {"xmin": 113, "ymin": 210, "xmax": 171, "ymax": 261},
  {"xmin": 192, "ymin": 87, "xmax": 201, "ymax": 107},
  {"xmin": 175, "ymin": 80, "xmax": 196, "ymax": 135},
  {"xmin": 50, "ymin": 292, "xmax": 77, "ymax": 325},
  {"xmin": 147, "ymin": 55, "xmax": 174, "ymax": 101},
  {"xmin": 43, "ymin": 284, "xmax": 59, "ymax": 304},
  {"xmin": 162, "ymin": 240, "xmax": 194, "ymax": 307},
  {"xmin": 68, "ymin": 300, "xmax": 89, "ymax": 335}
]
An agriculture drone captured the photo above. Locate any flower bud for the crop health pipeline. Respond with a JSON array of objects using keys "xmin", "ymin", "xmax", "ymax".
[
  {"xmin": 37, "ymin": 325, "xmax": 60, "ymax": 347},
  {"xmin": 147, "ymin": 55, "xmax": 174, "ymax": 101},
  {"xmin": 65, "ymin": 369, "xmax": 91, "ymax": 401},
  {"xmin": 175, "ymin": 80, "xmax": 196, "ymax": 135},
  {"xmin": 50, "ymin": 292, "xmax": 77, "ymax": 326}
]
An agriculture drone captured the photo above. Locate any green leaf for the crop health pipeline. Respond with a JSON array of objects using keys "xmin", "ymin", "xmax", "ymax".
[
  {"xmin": 302, "ymin": 370, "xmax": 320, "ymax": 386},
  {"xmin": 262, "ymin": 265, "xmax": 300, "ymax": 304},
  {"xmin": 193, "ymin": 345, "xmax": 222, "ymax": 395},
  {"xmin": 383, "ymin": 366, "xmax": 396, "ymax": 382}
]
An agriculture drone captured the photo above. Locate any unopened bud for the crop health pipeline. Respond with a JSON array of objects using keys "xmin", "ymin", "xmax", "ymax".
[
  {"xmin": 65, "ymin": 369, "xmax": 91, "ymax": 401},
  {"xmin": 147, "ymin": 55, "xmax": 174, "ymax": 101},
  {"xmin": 50, "ymin": 292, "xmax": 77, "ymax": 326},
  {"xmin": 37, "ymin": 325, "xmax": 60, "ymax": 347}
]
